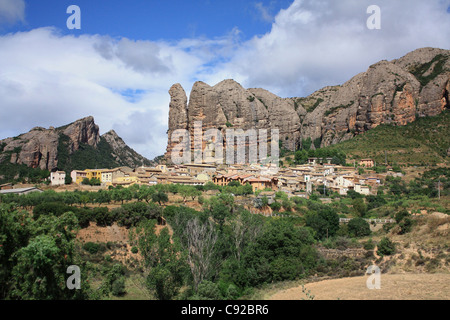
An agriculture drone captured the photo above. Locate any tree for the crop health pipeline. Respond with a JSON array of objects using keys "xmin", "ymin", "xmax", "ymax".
[
  {"xmin": 152, "ymin": 191, "xmax": 169, "ymax": 206},
  {"xmin": 95, "ymin": 190, "xmax": 111, "ymax": 206},
  {"xmin": 138, "ymin": 185, "xmax": 156, "ymax": 203},
  {"xmin": 348, "ymin": 218, "xmax": 371, "ymax": 238},
  {"xmin": 295, "ymin": 150, "xmax": 309, "ymax": 165},
  {"xmin": 184, "ymin": 219, "xmax": 218, "ymax": 290},
  {"xmin": 65, "ymin": 174, "xmax": 72, "ymax": 185},
  {"xmin": 146, "ymin": 229, "xmax": 187, "ymax": 300},
  {"xmin": 240, "ymin": 220, "xmax": 317, "ymax": 287},
  {"xmin": 89, "ymin": 178, "xmax": 101, "ymax": 186},
  {"xmin": 305, "ymin": 206, "xmax": 340, "ymax": 240},
  {"xmin": 230, "ymin": 211, "xmax": 263, "ymax": 263},
  {"xmin": 10, "ymin": 212, "xmax": 89, "ymax": 300},
  {"xmin": 352, "ymin": 198, "xmax": 367, "ymax": 217}
]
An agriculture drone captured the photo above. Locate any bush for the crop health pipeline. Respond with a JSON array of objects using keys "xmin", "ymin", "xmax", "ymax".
[
  {"xmin": 395, "ymin": 210, "xmax": 410, "ymax": 223},
  {"xmin": 131, "ymin": 246, "xmax": 139, "ymax": 254},
  {"xmin": 363, "ymin": 239, "xmax": 375, "ymax": 251},
  {"xmin": 270, "ymin": 202, "xmax": 282, "ymax": 212},
  {"xmin": 111, "ymin": 277, "xmax": 126, "ymax": 297},
  {"xmin": 83, "ymin": 242, "xmax": 106, "ymax": 255},
  {"xmin": 348, "ymin": 218, "xmax": 371, "ymax": 238},
  {"xmin": 195, "ymin": 281, "xmax": 222, "ymax": 300},
  {"xmin": 93, "ymin": 207, "xmax": 113, "ymax": 227},
  {"xmin": 399, "ymin": 218, "xmax": 414, "ymax": 235}
]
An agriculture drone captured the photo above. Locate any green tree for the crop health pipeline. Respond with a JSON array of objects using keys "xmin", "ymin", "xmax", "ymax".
[
  {"xmin": 305, "ymin": 206, "xmax": 340, "ymax": 240},
  {"xmin": 65, "ymin": 174, "xmax": 72, "ymax": 185},
  {"xmin": 152, "ymin": 191, "xmax": 169, "ymax": 206},
  {"xmin": 352, "ymin": 198, "xmax": 367, "ymax": 217},
  {"xmin": 347, "ymin": 218, "xmax": 371, "ymax": 238},
  {"xmin": 138, "ymin": 185, "xmax": 156, "ymax": 203},
  {"xmin": 136, "ymin": 222, "xmax": 187, "ymax": 300}
]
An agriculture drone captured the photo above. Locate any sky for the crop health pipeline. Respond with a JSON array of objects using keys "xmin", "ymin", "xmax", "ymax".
[{"xmin": 0, "ymin": 0, "xmax": 449, "ymax": 160}]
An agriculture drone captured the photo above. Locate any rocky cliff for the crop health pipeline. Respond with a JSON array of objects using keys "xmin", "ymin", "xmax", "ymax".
[
  {"xmin": 0, "ymin": 116, "xmax": 152, "ymax": 171},
  {"xmin": 165, "ymin": 47, "xmax": 450, "ymax": 161}
]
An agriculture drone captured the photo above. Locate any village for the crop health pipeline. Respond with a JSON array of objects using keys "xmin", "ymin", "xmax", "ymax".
[{"xmin": 40, "ymin": 157, "xmax": 400, "ymax": 201}]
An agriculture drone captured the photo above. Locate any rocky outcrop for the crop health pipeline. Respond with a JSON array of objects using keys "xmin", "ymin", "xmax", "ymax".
[
  {"xmin": 165, "ymin": 47, "xmax": 450, "ymax": 161},
  {"xmin": 165, "ymin": 79, "xmax": 302, "ymax": 161},
  {"xmin": 0, "ymin": 116, "xmax": 151, "ymax": 171},
  {"xmin": 102, "ymin": 130, "xmax": 152, "ymax": 168}
]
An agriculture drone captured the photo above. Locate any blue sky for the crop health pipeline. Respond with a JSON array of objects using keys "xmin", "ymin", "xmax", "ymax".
[
  {"xmin": 4, "ymin": 0, "xmax": 291, "ymax": 40},
  {"xmin": 0, "ymin": 0, "xmax": 449, "ymax": 160}
]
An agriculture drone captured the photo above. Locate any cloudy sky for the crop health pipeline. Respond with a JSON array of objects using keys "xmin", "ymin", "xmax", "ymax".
[{"xmin": 0, "ymin": 0, "xmax": 449, "ymax": 159}]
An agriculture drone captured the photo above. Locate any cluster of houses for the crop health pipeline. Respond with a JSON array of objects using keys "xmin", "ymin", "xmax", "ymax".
[{"xmin": 46, "ymin": 157, "xmax": 389, "ymax": 198}]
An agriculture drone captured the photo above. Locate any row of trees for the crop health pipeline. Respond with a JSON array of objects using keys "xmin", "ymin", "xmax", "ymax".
[
  {"xmin": 294, "ymin": 148, "xmax": 347, "ymax": 166},
  {"xmin": 0, "ymin": 185, "xmax": 174, "ymax": 209}
]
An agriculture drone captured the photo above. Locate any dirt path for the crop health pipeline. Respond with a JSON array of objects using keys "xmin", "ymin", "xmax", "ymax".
[{"xmin": 270, "ymin": 274, "xmax": 450, "ymax": 300}]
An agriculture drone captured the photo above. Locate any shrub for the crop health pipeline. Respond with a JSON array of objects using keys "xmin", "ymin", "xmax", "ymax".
[
  {"xmin": 363, "ymin": 239, "xmax": 375, "ymax": 251},
  {"xmin": 348, "ymin": 218, "xmax": 371, "ymax": 238},
  {"xmin": 270, "ymin": 202, "xmax": 282, "ymax": 212},
  {"xmin": 131, "ymin": 246, "xmax": 139, "ymax": 254},
  {"xmin": 195, "ymin": 281, "xmax": 222, "ymax": 300},
  {"xmin": 377, "ymin": 237, "xmax": 396, "ymax": 257},
  {"xmin": 83, "ymin": 242, "xmax": 105, "ymax": 255},
  {"xmin": 395, "ymin": 209, "xmax": 410, "ymax": 223},
  {"xmin": 93, "ymin": 207, "xmax": 113, "ymax": 227},
  {"xmin": 399, "ymin": 218, "xmax": 414, "ymax": 235},
  {"xmin": 111, "ymin": 277, "xmax": 126, "ymax": 297}
]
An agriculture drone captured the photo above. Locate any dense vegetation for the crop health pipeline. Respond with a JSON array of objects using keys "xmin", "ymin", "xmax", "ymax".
[
  {"xmin": 0, "ymin": 161, "xmax": 50, "ymax": 185},
  {"xmin": 322, "ymin": 110, "xmax": 450, "ymax": 165},
  {"xmin": 58, "ymin": 135, "xmax": 125, "ymax": 172},
  {"xmin": 2, "ymin": 162, "xmax": 447, "ymax": 300}
]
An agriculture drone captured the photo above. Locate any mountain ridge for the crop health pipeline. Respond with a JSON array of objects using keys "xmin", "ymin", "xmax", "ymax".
[
  {"xmin": 0, "ymin": 116, "xmax": 153, "ymax": 173},
  {"xmin": 165, "ymin": 47, "xmax": 450, "ymax": 161}
]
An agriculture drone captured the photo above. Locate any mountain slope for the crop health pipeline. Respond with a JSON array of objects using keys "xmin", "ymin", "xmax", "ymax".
[
  {"xmin": 165, "ymin": 47, "xmax": 450, "ymax": 161},
  {"xmin": 322, "ymin": 110, "xmax": 450, "ymax": 166},
  {"xmin": 0, "ymin": 116, "xmax": 153, "ymax": 175}
]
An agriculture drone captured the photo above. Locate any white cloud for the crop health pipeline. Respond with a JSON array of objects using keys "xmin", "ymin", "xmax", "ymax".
[
  {"xmin": 254, "ymin": 2, "xmax": 274, "ymax": 23},
  {"xmin": 0, "ymin": 27, "xmax": 235, "ymax": 159},
  {"xmin": 0, "ymin": 0, "xmax": 25, "ymax": 25},
  {"xmin": 216, "ymin": 0, "xmax": 450, "ymax": 97},
  {"xmin": 0, "ymin": 0, "xmax": 449, "ymax": 160}
]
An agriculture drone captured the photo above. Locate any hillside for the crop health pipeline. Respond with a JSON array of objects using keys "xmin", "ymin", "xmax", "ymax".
[
  {"xmin": 0, "ymin": 117, "xmax": 153, "ymax": 183},
  {"xmin": 323, "ymin": 110, "xmax": 450, "ymax": 166}
]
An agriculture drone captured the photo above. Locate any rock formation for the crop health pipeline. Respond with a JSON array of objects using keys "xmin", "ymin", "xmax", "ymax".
[
  {"xmin": 102, "ymin": 130, "xmax": 151, "ymax": 168},
  {"xmin": 0, "ymin": 116, "xmax": 152, "ymax": 171},
  {"xmin": 165, "ymin": 47, "xmax": 450, "ymax": 161}
]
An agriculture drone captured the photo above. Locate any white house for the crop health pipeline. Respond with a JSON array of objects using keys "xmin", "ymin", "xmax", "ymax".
[{"xmin": 50, "ymin": 171, "xmax": 66, "ymax": 186}]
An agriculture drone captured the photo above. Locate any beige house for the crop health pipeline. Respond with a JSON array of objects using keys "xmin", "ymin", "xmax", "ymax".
[
  {"xmin": 359, "ymin": 159, "xmax": 375, "ymax": 168},
  {"xmin": 355, "ymin": 184, "xmax": 371, "ymax": 195}
]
